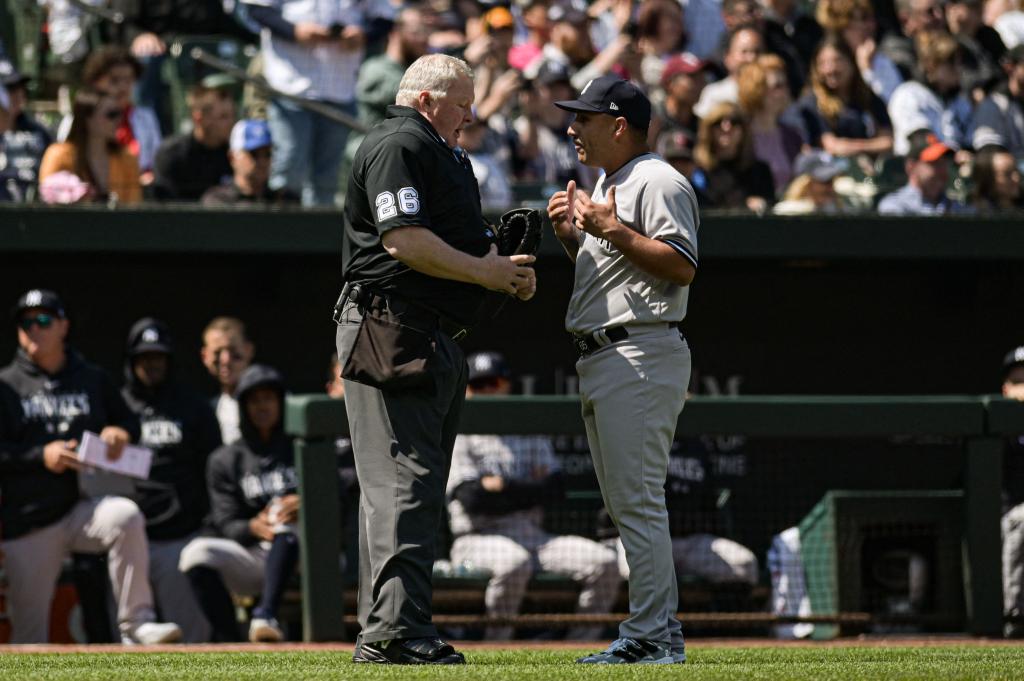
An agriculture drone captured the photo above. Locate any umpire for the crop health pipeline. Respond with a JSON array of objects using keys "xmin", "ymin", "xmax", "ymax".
[{"xmin": 335, "ymin": 53, "xmax": 537, "ymax": 665}]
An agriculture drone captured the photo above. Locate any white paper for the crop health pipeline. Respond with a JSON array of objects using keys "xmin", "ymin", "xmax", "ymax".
[{"xmin": 77, "ymin": 431, "xmax": 152, "ymax": 480}]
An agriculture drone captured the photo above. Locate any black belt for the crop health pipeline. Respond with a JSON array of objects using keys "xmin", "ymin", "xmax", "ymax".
[
  {"xmin": 335, "ymin": 282, "xmax": 470, "ymax": 340},
  {"xmin": 571, "ymin": 326, "xmax": 630, "ymax": 358},
  {"xmin": 572, "ymin": 322, "xmax": 682, "ymax": 359}
]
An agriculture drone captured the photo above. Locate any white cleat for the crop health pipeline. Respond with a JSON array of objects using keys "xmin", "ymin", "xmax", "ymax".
[
  {"xmin": 123, "ymin": 621, "xmax": 183, "ymax": 645},
  {"xmin": 249, "ymin": 617, "xmax": 284, "ymax": 643}
]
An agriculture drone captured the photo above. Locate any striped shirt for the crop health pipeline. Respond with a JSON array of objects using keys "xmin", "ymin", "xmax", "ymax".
[{"xmin": 565, "ymin": 153, "xmax": 700, "ymax": 335}]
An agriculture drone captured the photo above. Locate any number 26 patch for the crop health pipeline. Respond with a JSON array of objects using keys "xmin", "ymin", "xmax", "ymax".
[{"xmin": 375, "ymin": 187, "xmax": 420, "ymax": 221}]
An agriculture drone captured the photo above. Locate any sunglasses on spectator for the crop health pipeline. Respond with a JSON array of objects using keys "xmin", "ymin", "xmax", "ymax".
[
  {"xmin": 19, "ymin": 314, "xmax": 55, "ymax": 331},
  {"xmin": 249, "ymin": 148, "xmax": 272, "ymax": 160},
  {"xmin": 101, "ymin": 109, "xmax": 121, "ymax": 121}
]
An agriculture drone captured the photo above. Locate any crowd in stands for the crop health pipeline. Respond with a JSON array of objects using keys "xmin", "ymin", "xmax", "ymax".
[{"xmin": 2, "ymin": 0, "xmax": 1024, "ymax": 213}]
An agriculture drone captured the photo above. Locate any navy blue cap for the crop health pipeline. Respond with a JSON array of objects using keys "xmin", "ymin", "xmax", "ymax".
[
  {"xmin": 467, "ymin": 351, "xmax": 511, "ymax": 383},
  {"xmin": 127, "ymin": 317, "xmax": 174, "ymax": 356},
  {"xmin": 12, "ymin": 289, "xmax": 66, "ymax": 320},
  {"xmin": 554, "ymin": 75, "xmax": 652, "ymax": 131}
]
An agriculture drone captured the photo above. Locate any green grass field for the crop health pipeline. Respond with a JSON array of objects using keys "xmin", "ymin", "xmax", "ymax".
[{"xmin": 2, "ymin": 647, "xmax": 1023, "ymax": 681}]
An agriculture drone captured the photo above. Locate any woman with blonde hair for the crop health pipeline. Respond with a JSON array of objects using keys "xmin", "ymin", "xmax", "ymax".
[
  {"xmin": 39, "ymin": 88, "xmax": 142, "ymax": 204},
  {"xmin": 816, "ymin": 0, "xmax": 903, "ymax": 102},
  {"xmin": 782, "ymin": 33, "xmax": 893, "ymax": 157},
  {"xmin": 693, "ymin": 101, "xmax": 775, "ymax": 211},
  {"xmin": 737, "ymin": 54, "xmax": 804, "ymax": 192}
]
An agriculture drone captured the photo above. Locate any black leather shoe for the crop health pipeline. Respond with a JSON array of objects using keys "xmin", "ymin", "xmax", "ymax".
[{"xmin": 359, "ymin": 637, "xmax": 466, "ymax": 664}]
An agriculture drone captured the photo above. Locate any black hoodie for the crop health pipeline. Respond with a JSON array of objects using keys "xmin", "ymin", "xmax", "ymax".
[
  {"xmin": 205, "ymin": 364, "xmax": 297, "ymax": 546},
  {"xmin": 0, "ymin": 348, "xmax": 140, "ymax": 540},
  {"xmin": 121, "ymin": 319, "xmax": 223, "ymax": 541}
]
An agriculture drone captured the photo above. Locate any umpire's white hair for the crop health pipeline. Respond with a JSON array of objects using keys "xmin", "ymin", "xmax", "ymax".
[{"xmin": 395, "ymin": 54, "xmax": 474, "ymax": 106}]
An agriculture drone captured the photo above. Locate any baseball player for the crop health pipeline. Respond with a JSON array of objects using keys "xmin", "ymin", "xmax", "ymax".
[
  {"xmin": 546, "ymin": 75, "xmax": 698, "ymax": 664},
  {"xmin": 446, "ymin": 351, "xmax": 620, "ymax": 640},
  {"xmin": 178, "ymin": 364, "xmax": 300, "ymax": 643},
  {"xmin": 121, "ymin": 317, "xmax": 223, "ymax": 642},
  {"xmin": 0, "ymin": 289, "xmax": 181, "ymax": 644},
  {"xmin": 1001, "ymin": 345, "xmax": 1024, "ymax": 638}
]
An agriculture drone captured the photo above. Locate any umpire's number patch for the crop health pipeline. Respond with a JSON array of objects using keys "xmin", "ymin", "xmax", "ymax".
[{"xmin": 375, "ymin": 187, "xmax": 420, "ymax": 221}]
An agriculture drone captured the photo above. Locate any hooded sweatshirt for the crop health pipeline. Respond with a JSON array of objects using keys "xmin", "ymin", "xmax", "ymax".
[
  {"xmin": 0, "ymin": 347, "xmax": 140, "ymax": 540},
  {"xmin": 121, "ymin": 319, "xmax": 223, "ymax": 541},
  {"xmin": 205, "ymin": 364, "xmax": 296, "ymax": 546}
]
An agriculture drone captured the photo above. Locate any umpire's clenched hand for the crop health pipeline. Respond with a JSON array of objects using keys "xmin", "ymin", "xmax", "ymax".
[
  {"xmin": 43, "ymin": 439, "xmax": 82, "ymax": 474},
  {"xmin": 574, "ymin": 185, "xmax": 624, "ymax": 241},
  {"xmin": 478, "ymin": 244, "xmax": 536, "ymax": 298}
]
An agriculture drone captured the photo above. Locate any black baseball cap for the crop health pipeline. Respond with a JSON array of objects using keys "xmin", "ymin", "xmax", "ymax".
[
  {"xmin": 12, "ymin": 289, "xmax": 66, "ymax": 320},
  {"xmin": 554, "ymin": 75, "xmax": 652, "ymax": 131},
  {"xmin": 1004, "ymin": 345, "xmax": 1024, "ymax": 379},
  {"xmin": 127, "ymin": 317, "xmax": 174, "ymax": 356},
  {"xmin": 467, "ymin": 351, "xmax": 511, "ymax": 383}
]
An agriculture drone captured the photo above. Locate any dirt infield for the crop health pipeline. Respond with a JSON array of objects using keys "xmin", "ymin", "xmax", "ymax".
[{"xmin": 5, "ymin": 636, "xmax": 1022, "ymax": 654}]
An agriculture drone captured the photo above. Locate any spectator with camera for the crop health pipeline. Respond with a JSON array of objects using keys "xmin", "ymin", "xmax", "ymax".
[
  {"xmin": 179, "ymin": 364, "xmax": 300, "ymax": 642},
  {"xmin": 121, "ymin": 317, "xmax": 223, "ymax": 642}
]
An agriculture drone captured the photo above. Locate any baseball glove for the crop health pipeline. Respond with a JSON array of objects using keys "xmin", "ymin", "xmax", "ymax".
[{"xmin": 495, "ymin": 208, "xmax": 542, "ymax": 257}]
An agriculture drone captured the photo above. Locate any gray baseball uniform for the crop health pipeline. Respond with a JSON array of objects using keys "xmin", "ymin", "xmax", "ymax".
[
  {"xmin": 446, "ymin": 434, "xmax": 619, "ymax": 640},
  {"xmin": 568, "ymin": 152, "xmax": 698, "ymax": 647}
]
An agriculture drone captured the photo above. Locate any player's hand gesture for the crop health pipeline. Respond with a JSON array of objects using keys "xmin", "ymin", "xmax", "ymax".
[
  {"xmin": 547, "ymin": 180, "xmax": 581, "ymax": 241},
  {"xmin": 575, "ymin": 184, "xmax": 622, "ymax": 240}
]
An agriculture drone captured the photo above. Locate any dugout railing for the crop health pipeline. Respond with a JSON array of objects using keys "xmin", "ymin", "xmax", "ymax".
[{"xmin": 285, "ymin": 394, "xmax": 1024, "ymax": 642}]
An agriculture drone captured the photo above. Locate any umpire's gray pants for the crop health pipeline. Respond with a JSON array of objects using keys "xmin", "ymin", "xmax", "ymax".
[
  {"xmin": 336, "ymin": 301, "xmax": 468, "ymax": 644},
  {"xmin": 577, "ymin": 324, "xmax": 689, "ymax": 644},
  {"xmin": 1, "ymin": 496, "xmax": 157, "ymax": 643}
]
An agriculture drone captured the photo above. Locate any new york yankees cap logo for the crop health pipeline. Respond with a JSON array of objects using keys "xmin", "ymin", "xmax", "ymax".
[
  {"xmin": 554, "ymin": 75, "xmax": 652, "ymax": 131},
  {"xmin": 13, "ymin": 288, "xmax": 66, "ymax": 320}
]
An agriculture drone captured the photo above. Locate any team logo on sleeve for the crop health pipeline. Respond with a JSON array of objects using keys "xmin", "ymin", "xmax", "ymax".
[{"xmin": 375, "ymin": 188, "xmax": 421, "ymax": 221}]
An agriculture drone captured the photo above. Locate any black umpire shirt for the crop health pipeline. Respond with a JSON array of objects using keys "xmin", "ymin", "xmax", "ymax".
[{"xmin": 343, "ymin": 105, "xmax": 495, "ymax": 327}]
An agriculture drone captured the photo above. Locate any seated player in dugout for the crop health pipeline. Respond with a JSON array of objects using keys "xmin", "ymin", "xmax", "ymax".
[
  {"xmin": 445, "ymin": 351, "xmax": 620, "ymax": 640},
  {"xmin": 178, "ymin": 364, "xmax": 300, "ymax": 643},
  {"xmin": 1000, "ymin": 345, "xmax": 1024, "ymax": 638},
  {"xmin": 601, "ymin": 436, "xmax": 759, "ymax": 588}
]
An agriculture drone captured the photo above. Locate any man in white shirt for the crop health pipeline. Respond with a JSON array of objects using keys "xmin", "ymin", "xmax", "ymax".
[
  {"xmin": 200, "ymin": 317, "xmax": 254, "ymax": 444},
  {"xmin": 242, "ymin": 0, "xmax": 393, "ymax": 205}
]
